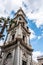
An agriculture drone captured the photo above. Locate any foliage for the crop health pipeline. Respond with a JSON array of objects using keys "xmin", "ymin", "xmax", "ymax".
[{"xmin": 0, "ymin": 17, "xmax": 17, "ymax": 41}]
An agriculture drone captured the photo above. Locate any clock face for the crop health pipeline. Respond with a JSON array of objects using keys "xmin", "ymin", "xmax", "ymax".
[{"xmin": 4, "ymin": 53, "xmax": 12, "ymax": 65}]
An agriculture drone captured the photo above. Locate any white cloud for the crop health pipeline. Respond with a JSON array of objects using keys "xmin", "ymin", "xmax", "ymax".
[
  {"xmin": 38, "ymin": 36, "xmax": 41, "ymax": 40},
  {"xmin": 29, "ymin": 28, "xmax": 43, "ymax": 40},
  {"xmin": 38, "ymin": 34, "xmax": 43, "ymax": 40},
  {"xmin": 0, "ymin": 0, "xmax": 22, "ymax": 17},
  {"xmin": 29, "ymin": 28, "xmax": 37, "ymax": 39},
  {"xmin": 0, "ymin": 0, "xmax": 43, "ymax": 28},
  {"xmin": 26, "ymin": 0, "xmax": 43, "ymax": 28},
  {"xmin": 0, "ymin": 40, "xmax": 4, "ymax": 46},
  {"xmin": 27, "ymin": 11, "xmax": 43, "ymax": 28},
  {"xmin": 32, "ymin": 51, "xmax": 43, "ymax": 62}
]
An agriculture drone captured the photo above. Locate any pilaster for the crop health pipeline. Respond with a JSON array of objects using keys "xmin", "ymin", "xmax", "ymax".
[
  {"xmin": 19, "ymin": 49, "xmax": 22, "ymax": 65},
  {"xmin": 14, "ymin": 41, "xmax": 20, "ymax": 65}
]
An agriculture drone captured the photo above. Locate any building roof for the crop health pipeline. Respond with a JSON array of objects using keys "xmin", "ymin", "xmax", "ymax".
[{"xmin": 37, "ymin": 55, "xmax": 43, "ymax": 60}]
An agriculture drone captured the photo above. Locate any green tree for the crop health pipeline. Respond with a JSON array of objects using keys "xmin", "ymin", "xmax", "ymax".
[
  {"xmin": 0, "ymin": 17, "xmax": 17, "ymax": 44},
  {"xmin": 0, "ymin": 17, "xmax": 10, "ymax": 40}
]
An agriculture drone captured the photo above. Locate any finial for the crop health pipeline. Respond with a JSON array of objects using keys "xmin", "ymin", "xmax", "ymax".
[{"xmin": 20, "ymin": 7, "xmax": 22, "ymax": 10}]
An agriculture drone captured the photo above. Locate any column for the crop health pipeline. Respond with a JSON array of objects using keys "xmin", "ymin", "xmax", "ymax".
[
  {"xmin": 12, "ymin": 50, "xmax": 15, "ymax": 65},
  {"xmin": 27, "ymin": 55, "xmax": 31, "ymax": 65},
  {"xmin": 17, "ymin": 45, "xmax": 20, "ymax": 65},
  {"xmin": 14, "ymin": 41, "xmax": 20, "ymax": 65},
  {"xmin": 1, "ymin": 53, "xmax": 7, "ymax": 65},
  {"xmin": 19, "ymin": 49, "xmax": 22, "ymax": 65},
  {"xmin": 30, "ymin": 54, "xmax": 32, "ymax": 65}
]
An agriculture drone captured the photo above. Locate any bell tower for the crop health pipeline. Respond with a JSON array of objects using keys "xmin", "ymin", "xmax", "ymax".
[{"xmin": 1, "ymin": 8, "xmax": 33, "ymax": 65}]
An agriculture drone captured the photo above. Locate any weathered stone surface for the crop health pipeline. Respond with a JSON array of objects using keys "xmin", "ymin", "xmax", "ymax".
[{"xmin": 0, "ymin": 8, "xmax": 33, "ymax": 65}]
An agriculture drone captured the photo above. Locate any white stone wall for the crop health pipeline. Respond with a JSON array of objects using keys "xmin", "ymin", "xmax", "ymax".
[
  {"xmin": 1, "ymin": 52, "xmax": 13, "ymax": 65},
  {"xmin": 6, "ymin": 32, "xmax": 12, "ymax": 44},
  {"xmin": 27, "ymin": 55, "xmax": 31, "ymax": 65},
  {"xmin": 16, "ymin": 24, "xmax": 23, "ymax": 39},
  {"xmin": 19, "ymin": 49, "xmax": 22, "ymax": 65},
  {"xmin": 38, "ymin": 59, "xmax": 43, "ymax": 65},
  {"xmin": 14, "ymin": 44, "xmax": 20, "ymax": 65}
]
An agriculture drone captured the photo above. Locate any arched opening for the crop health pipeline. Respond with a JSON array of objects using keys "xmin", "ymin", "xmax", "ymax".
[
  {"xmin": 22, "ymin": 60, "xmax": 27, "ymax": 65},
  {"xmin": 4, "ymin": 53, "xmax": 12, "ymax": 65},
  {"xmin": 12, "ymin": 34, "xmax": 15, "ymax": 40},
  {"xmin": 23, "ymin": 35, "xmax": 25, "ymax": 41},
  {"xmin": 22, "ymin": 53, "xmax": 27, "ymax": 65},
  {"xmin": 6, "ymin": 53, "xmax": 12, "ymax": 59}
]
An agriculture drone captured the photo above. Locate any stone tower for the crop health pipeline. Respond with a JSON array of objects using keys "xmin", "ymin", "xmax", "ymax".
[{"xmin": 1, "ymin": 8, "xmax": 33, "ymax": 65}]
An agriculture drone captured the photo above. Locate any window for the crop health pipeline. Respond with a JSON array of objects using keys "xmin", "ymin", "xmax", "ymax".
[
  {"xmin": 27, "ymin": 26, "xmax": 28, "ymax": 29},
  {"xmin": 7, "ymin": 53, "xmax": 12, "ymax": 59},
  {"xmin": 12, "ymin": 34, "xmax": 15, "ymax": 40},
  {"xmin": 22, "ymin": 60, "xmax": 27, "ymax": 65},
  {"xmin": 4, "ymin": 53, "xmax": 12, "ymax": 65},
  {"xmin": 23, "ymin": 35, "xmax": 25, "ymax": 41},
  {"xmin": 19, "ymin": 17, "xmax": 21, "ymax": 20}
]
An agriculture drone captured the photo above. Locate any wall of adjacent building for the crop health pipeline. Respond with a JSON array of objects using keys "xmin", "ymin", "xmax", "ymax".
[
  {"xmin": 32, "ymin": 60, "xmax": 39, "ymax": 65},
  {"xmin": 38, "ymin": 59, "xmax": 43, "ymax": 65}
]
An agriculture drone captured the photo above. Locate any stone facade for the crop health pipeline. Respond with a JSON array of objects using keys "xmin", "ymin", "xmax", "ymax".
[{"xmin": 0, "ymin": 8, "xmax": 33, "ymax": 65}]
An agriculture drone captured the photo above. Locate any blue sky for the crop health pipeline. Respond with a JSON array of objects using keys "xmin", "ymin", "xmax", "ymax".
[
  {"xmin": 27, "ymin": 19, "xmax": 43, "ymax": 51},
  {"xmin": 0, "ymin": 0, "xmax": 43, "ymax": 62}
]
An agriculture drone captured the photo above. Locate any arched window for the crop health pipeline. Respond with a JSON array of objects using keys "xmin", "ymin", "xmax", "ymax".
[
  {"xmin": 22, "ymin": 53, "xmax": 27, "ymax": 65},
  {"xmin": 12, "ymin": 34, "xmax": 15, "ymax": 40},
  {"xmin": 6, "ymin": 53, "xmax": 12, "ymax": 59},
  {"xmin": 22, "ymin": 60, "xmax": 27, "ymax": 65},
  {"xmin": 23, "ymin": 35, "xmax": 25, "ymax": 41},
  {"xmin": 4, "ymin": 53, "xmax": 12, "ymax": 65}
]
